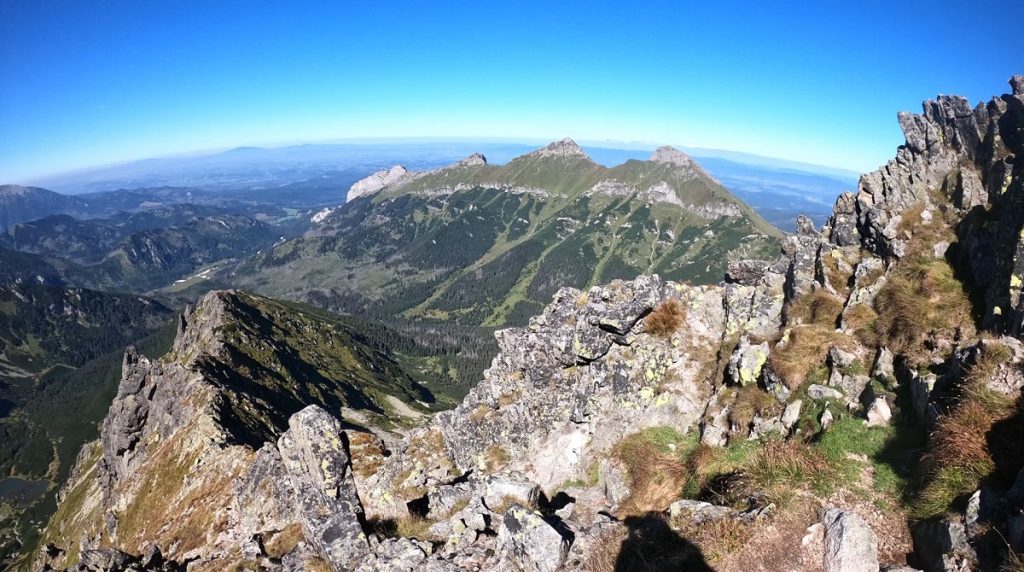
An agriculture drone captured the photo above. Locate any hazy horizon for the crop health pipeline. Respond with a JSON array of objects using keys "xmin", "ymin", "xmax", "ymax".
[{"xmin": 2, "ymin": 1, "xmax": 1021, "ymax": 182}]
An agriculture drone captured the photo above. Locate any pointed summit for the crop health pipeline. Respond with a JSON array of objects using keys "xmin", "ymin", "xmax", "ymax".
[
  {"xmin": 532, "ymin": 138, "xmax": 592, "ymax": 160},
  {"xmin": 456, "ymin": 152, "xmax": 487, "ymax": 167},
  {"xmin": 650, "ymin": 146, "xmax": 697, "ymax": 168}
]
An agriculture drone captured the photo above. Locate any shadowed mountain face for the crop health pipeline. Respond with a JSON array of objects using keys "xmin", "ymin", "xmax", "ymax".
[
  {"xmin": 0, "ymin": 185, "xmax": 91, "ymax": 232},
  {"xmin": 235, "ymin": 141, "xmax": 782, "ymax": 327}
]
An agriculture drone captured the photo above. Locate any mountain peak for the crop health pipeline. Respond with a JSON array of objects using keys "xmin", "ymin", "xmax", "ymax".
[
  {"xmin": 346, "ymin": 165, "xmax": 410, "ymax": 202},
  {"xmin": 650, "ymin": 146, "xmax": 697, "ymax": 167},
  {"xmin": 533, "ymin": 138, "xmax": 591, "ymax": 160},
  {"xmin": 456, "ymin": 152, "xmax": 487, "ymax": 167},
  {"xmin": 0, "ymin": 184, "xmax": 35, "ymax": 197}
]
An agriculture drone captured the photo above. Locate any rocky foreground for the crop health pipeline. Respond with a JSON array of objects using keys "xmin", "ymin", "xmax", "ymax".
[{"xmin": 29, "ymin": 76, "xmax": 1024, "ymax": 571}]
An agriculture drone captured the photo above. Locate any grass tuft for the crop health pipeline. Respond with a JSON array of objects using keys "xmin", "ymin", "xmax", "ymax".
[{"xmin": 645, "ymin": 299, "xmax": 686, "ymax": 339}]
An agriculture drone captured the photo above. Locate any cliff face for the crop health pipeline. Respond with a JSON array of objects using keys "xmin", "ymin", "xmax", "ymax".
[{"xmin": 36, "ymin": 76, "xmax": 1024, "ymax": 572}]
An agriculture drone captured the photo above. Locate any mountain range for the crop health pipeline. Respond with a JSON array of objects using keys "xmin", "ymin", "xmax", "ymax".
[
  {"xmin": 17, "ymin": 75, "xmax": 1024, "ymax": 572},
  {"xmin": 235, "ymin": 140, "xmax": 781, "ymax": 327}
]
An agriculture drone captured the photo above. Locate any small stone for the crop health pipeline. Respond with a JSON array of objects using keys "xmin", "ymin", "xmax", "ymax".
[
  {"xmin": 484, "ymin": 475, "xmax": 541, "ymax": 511},
  {"xmin": 668, "ymin": 499, "xmax": 734, "ymax": 523},
  {"xmin": 866, "ymin": 398, "xmax": 892, "ymax": 427},
  {"xmin": 808, "ymin": 384, "xmax": 844, "ymax": 401},
  {"xmin": 781, "ymin": 400, "xmax": 803, "ymax": 429},
  {"xmin": 820, "ymin": 408, "xmax": 834, "ymax": 431}
]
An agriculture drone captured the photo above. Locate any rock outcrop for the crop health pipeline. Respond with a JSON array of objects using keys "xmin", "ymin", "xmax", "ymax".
[
  {"xmin": 38, "ymin": 76, "xmax": 1024, "ymax": 572},
  {"xmin": 346, "ymin": 165, "xmax": 412, "ymax": 202}
]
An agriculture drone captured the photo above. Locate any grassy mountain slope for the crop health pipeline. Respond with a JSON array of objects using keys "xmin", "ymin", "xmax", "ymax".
[{"xmin": 236, "ymin": 141, "xmax": 781, "ymax": 327}]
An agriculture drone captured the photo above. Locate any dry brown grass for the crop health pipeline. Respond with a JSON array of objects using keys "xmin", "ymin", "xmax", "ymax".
[
  {"xmin": 585, "ymin": 526, "xmax": 629, "ymax": 572},
  {"xmin": 1004, "ymin": 550, "xmax": 1024, "ymax": 572},
  {"xmin": 346, "ymin": 431, "xmax": 386, "ymax": 479},
  {"xmin": 728, "ymin": 384, "xmax": 783, "ymax": 430},
  {"xmin": 613, "ymin": 431, "xmax": 688, "ymax": 515},
  {"xmin": 498, "ymin": 389, "xmax": 522, "ymax": 407},
  {"xmin": 736, "ymin": 440, "xmax": 834, "ymax": 505},
  {"xmin": 304, "ymin": 558, "xmax": 334, "ymax": 572},
  {"xmin": 695, "ymin": 337, "xmax": 738, "ymax": 387},
  {"xmin": 483, "ymin": 444, "xmax": 510, "ymax": 473},
  {"xmin": 116, "ymin": 433, "xmax": 244, "ymax": 556},
  {"xmin": 670, "ymin": 514, "xmax": 752, "ymax": 562},
  {"xmin": 913, "ymin": 343, "xmax": 1016, "ymax": 518},
  {"xmin": 820, "ymin": 251, "xmax": 855, "ymax": 296},
  {"xmin": 874, "ymin": 256, "xmax": 974, "ymax": 355},
  {"xmin": 264, "ymin": 522, "xmax": 304, "ymax": 559},
  {"xmin": 645, "ymin": 299, "xmax": 686, "ymax": 339},
  {"xmin": 786, "ymin": 289, "xmax": 844, "ymax": 328},
  {"xmin": 468, "ymin": 404, "xmax": 494, "ymax": 422},
  {"xmin": 769, "ymin": 326, "xmax": 855, "ymax": 390},
  {"xmin": 396, "ymin": 515, "xmax": 436, "ymax": 540},
  {"xmin": 844, "ymin": 303, "xmax": 880, "ymax": 346}
]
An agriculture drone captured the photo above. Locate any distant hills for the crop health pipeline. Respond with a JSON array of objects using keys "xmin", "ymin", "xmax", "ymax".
[
  {"xmin": 20, "ymin": 140, "xmax": 856, "ymax": 231},
  {"xmin": 235, "ymin": 140, "xmax": 782, "ymax": 326}
]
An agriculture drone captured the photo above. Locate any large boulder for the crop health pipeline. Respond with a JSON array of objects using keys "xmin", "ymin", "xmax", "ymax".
[
  {"xmin": 277, "ymin": 405, "xmax": 369, "ymax": 570},
  {"xmin": 822, "ymin": 509, "xmax": 879, "ymax": 572},
  {"xmin": 496, "ymin": 504, "xmax": 573, "ymax": 572}
]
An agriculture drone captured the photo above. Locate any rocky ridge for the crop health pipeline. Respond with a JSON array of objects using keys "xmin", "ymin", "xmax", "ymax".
[{"xmin": 35, "ymin": 76, "xmax": 1024, "ymax": 571}]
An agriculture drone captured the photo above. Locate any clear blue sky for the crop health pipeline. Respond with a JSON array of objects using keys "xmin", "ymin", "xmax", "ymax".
[{"xmin": 1, "ymin": 1, "xmax": 1021, "ymax": 182}]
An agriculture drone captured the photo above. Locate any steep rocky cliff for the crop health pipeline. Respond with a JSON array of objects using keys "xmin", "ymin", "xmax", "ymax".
[{"xmin": 33, "ymin": 76, "xmax": 1024, "ymax": 572}]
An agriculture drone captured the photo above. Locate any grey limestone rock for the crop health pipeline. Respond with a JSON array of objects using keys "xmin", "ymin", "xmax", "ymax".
[
  {"xmin": 496, "ymin": 504, "xmax": 572, "ymax": 572},
  {"xmin": 278, "ymin": 405, "xmax": 369, "ymax": 570},
  {"xmin": 912, "ymin": 517, "xmax": 976, "ymax": 572},
  {"xmin": 822, "ymin": 509, "xmax": 879, "ymax": 572},
  {"xmin": 808, "ymin": 384, "xmax": 844, "ymax": 401},
  {"xmin": 668, "ymin": 499, "xmax": 735, "ymax": 523}
]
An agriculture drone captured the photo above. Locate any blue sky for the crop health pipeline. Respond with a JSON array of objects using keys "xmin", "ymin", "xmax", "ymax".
[{"xmin": 1, "ymin": 1, "xmax": 1021, "ymax": 182}]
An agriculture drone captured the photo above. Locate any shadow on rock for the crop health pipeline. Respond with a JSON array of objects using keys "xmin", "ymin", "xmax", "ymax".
[{"xmin": 614, "ymin": 514, "xmax": 713, "ymax": 572}]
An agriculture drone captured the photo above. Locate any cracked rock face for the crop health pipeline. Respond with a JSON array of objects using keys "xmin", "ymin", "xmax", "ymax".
[{"xmin": 278, "ymin": 406, "xmax": 368, "ymax": 570}]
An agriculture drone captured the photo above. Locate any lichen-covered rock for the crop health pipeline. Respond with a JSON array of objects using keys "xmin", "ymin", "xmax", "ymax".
[
  {"xmin": 496, "ymin": 504, "xmax": 572, "ymax": 572},
  {"xmin": 822, "ymin": 509, "xmax": 879, "ymax": 572},
  {"xmin": 727, "ymin": 337, "xmax": 770, "ymax": 386},
  {"xmin": 668, "ymin": 499, "xmax": 735, "ymax": 523},
  {"xmin": 278, "ymin": 405, "xmax": 368, "ymax": 570}
]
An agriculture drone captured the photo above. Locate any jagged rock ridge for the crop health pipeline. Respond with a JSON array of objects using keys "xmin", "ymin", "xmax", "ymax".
[{"xmin": 35, "ymin": 76, "xmax": 1024, "ymax": 572}]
